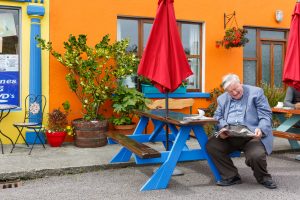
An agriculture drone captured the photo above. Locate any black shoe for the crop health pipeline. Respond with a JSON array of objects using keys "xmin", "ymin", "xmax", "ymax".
[
  {"xmin": 260, "ymin": 179, "xmax": 277, "ymax": 189},
  {"xmin": 216, "ymin": 175, "xmax": 242, "ymax": 186}
]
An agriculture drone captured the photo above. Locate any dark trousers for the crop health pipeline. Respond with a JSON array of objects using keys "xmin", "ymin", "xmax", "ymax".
[{"xmin": 206, "ymin": 136, "xmax": 272, "ymax": 183}]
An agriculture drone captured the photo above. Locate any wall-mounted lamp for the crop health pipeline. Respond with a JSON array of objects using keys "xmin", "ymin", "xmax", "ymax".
[{"xmin": 275, "ymin": 10, "xmax": 283, "ymax": 23}]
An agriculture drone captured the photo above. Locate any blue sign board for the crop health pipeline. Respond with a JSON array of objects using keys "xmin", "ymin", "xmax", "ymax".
[{"xmin": 0, "ymin": 72, "xmax": 20, "ymax": 106}]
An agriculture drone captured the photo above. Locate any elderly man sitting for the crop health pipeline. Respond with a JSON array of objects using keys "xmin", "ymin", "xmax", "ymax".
[{"xmin": 206, "ymin": 73, "xmax": 277, "ymax": 189}]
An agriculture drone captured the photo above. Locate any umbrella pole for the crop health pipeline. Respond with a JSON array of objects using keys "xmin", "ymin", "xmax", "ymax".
[{"xmin": 165, "ymin": 92, "xmax": 169, "ymax": 151}]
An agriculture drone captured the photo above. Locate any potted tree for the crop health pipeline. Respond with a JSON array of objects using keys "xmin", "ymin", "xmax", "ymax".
[
  {"xmin": 37, "ymin": 34, "xmax": 138, "ymax": 147},
  {"xmin": 46, "ymin": 101, "xmax": 71, "ymax": 147},
  {"xmin": 111, "ymin": 84, "xmax": 149, "ymax": 134}
]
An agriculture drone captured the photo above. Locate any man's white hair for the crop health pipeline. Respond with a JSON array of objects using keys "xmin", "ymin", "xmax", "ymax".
[{"xmin": 221, "ymin": 74, "xmax": 240, "ymax": 89}]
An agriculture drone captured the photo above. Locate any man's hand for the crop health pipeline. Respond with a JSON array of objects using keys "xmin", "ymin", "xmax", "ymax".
[
  {"xmin": 217, "ymin": 128, "xmax": 229, "ymax": 139},
  {"xmin": 254, "ymin": 128, "xmax": 262, "ymax": 139}
]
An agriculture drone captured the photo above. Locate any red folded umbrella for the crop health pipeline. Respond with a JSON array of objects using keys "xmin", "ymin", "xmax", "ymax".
[
  {"xmin": 138, "ymin": 0, "xmax": 193, "ymax": 94},
  {"xmin": 283, "ymin": 2, "xmax": 300, "ymax": 90}
]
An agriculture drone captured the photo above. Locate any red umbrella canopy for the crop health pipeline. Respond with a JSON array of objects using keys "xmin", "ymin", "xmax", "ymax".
[
  {"xmin": 283, "ymin": 2, "xmax": 300, "ymax": 90},
  {"xmin": 137, "ymin": 0, "xmax": 193, "ymax": 93}
]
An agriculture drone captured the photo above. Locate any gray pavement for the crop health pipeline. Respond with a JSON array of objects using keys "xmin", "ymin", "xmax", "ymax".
[
  {"xmin": 0, "ymin": 136, "xmax": 297, "ymax": 180},
  {"xmin": 0, "ymin": 136, "xmax": 300, "ymax": 196}
]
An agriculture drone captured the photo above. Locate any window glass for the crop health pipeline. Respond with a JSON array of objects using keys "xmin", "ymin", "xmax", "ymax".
[
  {"xmin": 143, "ymin": 22, "xmax": 152, "ymax": 50},
  {"xmin": 260, "ymin": 30, "xmax": 285, "ymax": 39},
  {"xmin": 243, "ymin": 28, "xmax": 256, "ymax": 58},
  {"xmin": 117, "ymin": 17, "xmax": 202, "ymax": 90},
  {"xmin": 0, "ymin": 7, "xmax": 20, "ymax": 106},
  {"xmin": 187, "ymin": 58, "xmax": 200, "ymax": 89},
  {"xmin": 274, "ymin": 44, "xmax": 283, "ymax": 87},
  {"xmin": 181, "ymin": 24, "xmax": 200, "ymax": 55},
  {"xmin": 261, "ymin": 44, "xmax": 271, "ymax": 84},
  {"xmin": 117, "ymin": 19, "xmax": 138, "ymax": 53},
  {"xmin": 243, "ymin": 60, "xmax": 257, "ymax": 86}
]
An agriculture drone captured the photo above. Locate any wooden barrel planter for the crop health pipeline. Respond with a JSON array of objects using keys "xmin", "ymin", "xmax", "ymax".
[{"xmin": 72, "ymin": 119, "xmax": 108, "ymax": 148}]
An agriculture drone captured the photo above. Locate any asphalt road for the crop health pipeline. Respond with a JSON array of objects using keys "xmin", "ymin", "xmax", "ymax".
[{"xmin": 1, "ymin": 152, "xmax": 300, "ymax": 200}]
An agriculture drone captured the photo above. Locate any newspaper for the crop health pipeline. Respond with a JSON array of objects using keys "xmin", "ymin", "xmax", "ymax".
[{"xmin": 215, "ymin": 125, "xmax": 255, "ymax": 138}]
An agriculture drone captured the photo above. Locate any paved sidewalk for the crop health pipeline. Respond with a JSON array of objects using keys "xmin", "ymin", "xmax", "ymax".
[{"xmin": 0, "ymin": 136, "xmax": 298, "ymax": 181}]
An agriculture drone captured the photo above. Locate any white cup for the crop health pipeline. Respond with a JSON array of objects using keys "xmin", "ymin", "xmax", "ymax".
[
  {"xmin": 198, "ymin": 109, "xmax": 205, "ymax": 118},
  {"xmin": 276, "ymin": 102, "xmax": 284, "ymax": 108}
]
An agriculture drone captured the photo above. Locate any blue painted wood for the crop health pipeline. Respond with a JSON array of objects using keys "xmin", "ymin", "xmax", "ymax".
[
  {"xmin": 144, "ymin": 92, "xmax": 210, "ymax": 99},
  {"xmin": 140, "ymin": 126, "xmax": 191, "ymax": 191},
  {"xmin": 193, "ymin": 125, "xmax": 221, "ymax": 181},
  {"xmin": 275, "ymin": 115, "xmax": 300, "ymax": 149},
  {"xmin": 109, "ymin": 111, "xmax": 220, "ymax": 191},
  {"xmin": 110, "ymin": 147, "xmax": 132, "ymax": 163},
  {"xmin": 27, "ymin": 5, "xmax": 45, "ymax": 15},
  {"xmin": 135, "ymin": 149, "xmax": 207, "ymax": 164}
]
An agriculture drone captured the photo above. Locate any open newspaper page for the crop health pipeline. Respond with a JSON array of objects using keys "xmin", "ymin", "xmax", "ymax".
[{"xmin": 215, "ymin": 125, "xmax": 255, "ymax": 137}]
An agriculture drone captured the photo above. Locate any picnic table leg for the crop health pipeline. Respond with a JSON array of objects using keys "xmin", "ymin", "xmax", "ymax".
[
  {"xmin": 110, "ymin": 147, "xmax": 133, "ymax": 163},
  {"xmin": 192, "ymin": 125, "xmax": 221, "ymax": 182},
  {"xmin": 140, "ymin": 126, "xmax": 191, "ymax": 191},
  {"xmin": 110, "ymin": 117, "xmax": 149, "ymax": 163},
  {"xmin": 276, "ymin": 115, "xmax": 300, "ymax": 149}
]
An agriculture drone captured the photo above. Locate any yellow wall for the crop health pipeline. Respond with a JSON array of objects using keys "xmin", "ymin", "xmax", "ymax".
[{"xmin": 0, "ymin": 0, "xmax": 49, "ymax": 144}]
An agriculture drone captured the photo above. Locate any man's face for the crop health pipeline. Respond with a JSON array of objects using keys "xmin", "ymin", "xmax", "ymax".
[{"xmin": 226, "ymin": 82, "xmax": 243, "ymax": 100}]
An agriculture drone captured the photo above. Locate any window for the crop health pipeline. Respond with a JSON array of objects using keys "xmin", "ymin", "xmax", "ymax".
[
  {"xmin": 117, "ymin": 17, "xmax": 202, "ymax": 91},
  {"xmin": 0, "ymin": 6, "xmax": 20, "ymax": 106},
  {"xmin": 243, "ymin": 27, "xmax": 288, "ymax": 87}
]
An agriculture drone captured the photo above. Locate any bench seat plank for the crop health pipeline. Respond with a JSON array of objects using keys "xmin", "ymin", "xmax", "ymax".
[
  {"xmin": 273, "ymin": 130, "xmax": 300, "ymax": 141},
  {"xmin": 106, "ymin": 132, "xmax": 161, "ymax": 159}
]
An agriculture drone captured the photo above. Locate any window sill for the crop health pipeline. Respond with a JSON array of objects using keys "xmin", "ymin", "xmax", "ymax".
[{"xmin": 143, "ymin": 92, "xmax": 210, "ymax": 99}]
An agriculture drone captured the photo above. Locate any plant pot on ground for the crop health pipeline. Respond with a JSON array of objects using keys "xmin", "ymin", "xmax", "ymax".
[
  {"xmin": 37, "ymin": 34, "xmax": 139, "ymax": 147},
  {"xmin": 111, "ymin": 84, "xmax": 149, "ymax": 135},
  {"xmin": 45, "ymin": 102, "xmax": 70, "ymax": 147}
]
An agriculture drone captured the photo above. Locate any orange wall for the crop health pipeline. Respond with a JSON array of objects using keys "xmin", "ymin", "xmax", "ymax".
[{"xmin": 49, "ymin": 0, "xmax": 295, "ymax": 119}]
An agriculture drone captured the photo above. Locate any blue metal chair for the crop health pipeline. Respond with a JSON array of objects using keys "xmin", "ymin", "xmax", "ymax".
[{"xmin": 10, "ymin": 94, "xmax": 47, "ymax": 155}]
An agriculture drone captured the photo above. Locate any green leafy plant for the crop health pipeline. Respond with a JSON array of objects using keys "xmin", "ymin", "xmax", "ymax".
[
  {"xmin": 37, "ymin": 34, "xmax": 138, "ymax": 121},
  {"xmin": 47, "ymin": 101, "xmax": 70, "ymax": 133},
  {"xmin": 111, "ymin": 85, "xmax": 150, "ymax": 125},
  {"xmin": 216, "ymin": 27, "xmax": 249, "ymax": 49},
  {"xmin": 206, "ymin": 86, "xmax": 224, "ymax": 117},
  {"xmin": 259, "ymin": 82, "xmax": 286, "ymax": 107},
  {"xmin": 203, "ymin": 86, "xmax": 224, "ymax": 136}
]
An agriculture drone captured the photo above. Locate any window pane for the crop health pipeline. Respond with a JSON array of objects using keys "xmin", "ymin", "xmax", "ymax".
[
  {"xmin": 117, "ymin": 19, "xmax": 138, "ymax": 53},
  {"xmin": 186, "ymin": 58, "xmax": 200, "ymax": 89},
  {"xmin": 243, "ymin": 60, "xmax": 257, "ymax": 86},
  {"xmin": 181, "ymin": 24, "xmax": 200, "ymax": 55},
  {"xmin": 260, "ymin": 30, "xmax": 285, "ymax": 39},
  {"xmin": 261, "ymin": 44, "xmax": 271, "ymax": 84},
  {"xmin": 0, "ymin": 7, "xmax": 20, "ymax": 106},
  {"xmin": 143, "ymin": 22, "xmax": 153, "ymax": 50},
  {"xmin": 243, "ymin": 28, "xmax": 256, "ymax": 58},
  {"xmin": 273, "ymin": 44, "xmax": 283, "ymax": 87}
]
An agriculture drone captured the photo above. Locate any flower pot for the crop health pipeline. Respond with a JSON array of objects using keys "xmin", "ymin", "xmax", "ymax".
[
  {"xmin": 72, "ymin": 119, "xmax": 108, "ymax": 148},
  {"xmin": 141, "ymin": 84, "xmax": 186, "ymax": 94},
  {"xmin": 114, "ymin": 124, "xmax": 136, "ymax": 135},
  {"xmin": 46, "ymin": 131, "xmax": 67, "ymax": 147}
]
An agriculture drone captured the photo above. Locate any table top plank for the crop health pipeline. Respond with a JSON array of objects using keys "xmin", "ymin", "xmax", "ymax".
[
  {"xmin": 135, "ymin": 109, "xmax": 217, "ymax": 126},
  {"xmin": 272, "ymin": 107, "xmax": 300, "ymax": 115}
]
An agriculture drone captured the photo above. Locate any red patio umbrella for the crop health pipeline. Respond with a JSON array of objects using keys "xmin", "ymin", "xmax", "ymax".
[
  {"xmin": 138, "ymin": 0, "xmax": 193, "ymax": 150},
  {"xmin": 283, "ymin": 2, "xmax": 300, "ymax": 90},
  {"xmin": 138, "ymin": 0, "xmax": 193, "ymax": 93}
]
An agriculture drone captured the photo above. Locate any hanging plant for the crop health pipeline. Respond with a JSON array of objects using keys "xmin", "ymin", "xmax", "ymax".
[
  {"xmin": 216, "ymin": 27, "xmax": 249, "ymax": 49},
  {"xmin": 216, "ymin": 12, "xmax": 249, "ymax": 49}
]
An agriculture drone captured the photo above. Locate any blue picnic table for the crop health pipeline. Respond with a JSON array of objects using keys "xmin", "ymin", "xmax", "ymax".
[{"xmin": 108, "ymin": 109, "xmax": 223, "ymax": 191}]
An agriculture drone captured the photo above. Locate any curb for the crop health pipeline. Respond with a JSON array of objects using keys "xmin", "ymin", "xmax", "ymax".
[{"xmin": 1, "ymin": 149, "xmax": 299, "ymax": 182}]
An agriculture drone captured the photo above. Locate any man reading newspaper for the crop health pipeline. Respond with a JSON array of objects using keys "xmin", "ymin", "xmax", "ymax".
[{"xmin": 206, "ymin": 74, "xmax": 277, "ymax": 189}]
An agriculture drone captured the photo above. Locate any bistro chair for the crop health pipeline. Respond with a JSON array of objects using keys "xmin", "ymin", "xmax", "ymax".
[{"xmin": 10, "ymin": 94, "xmax": 47, "ymax": 155}]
